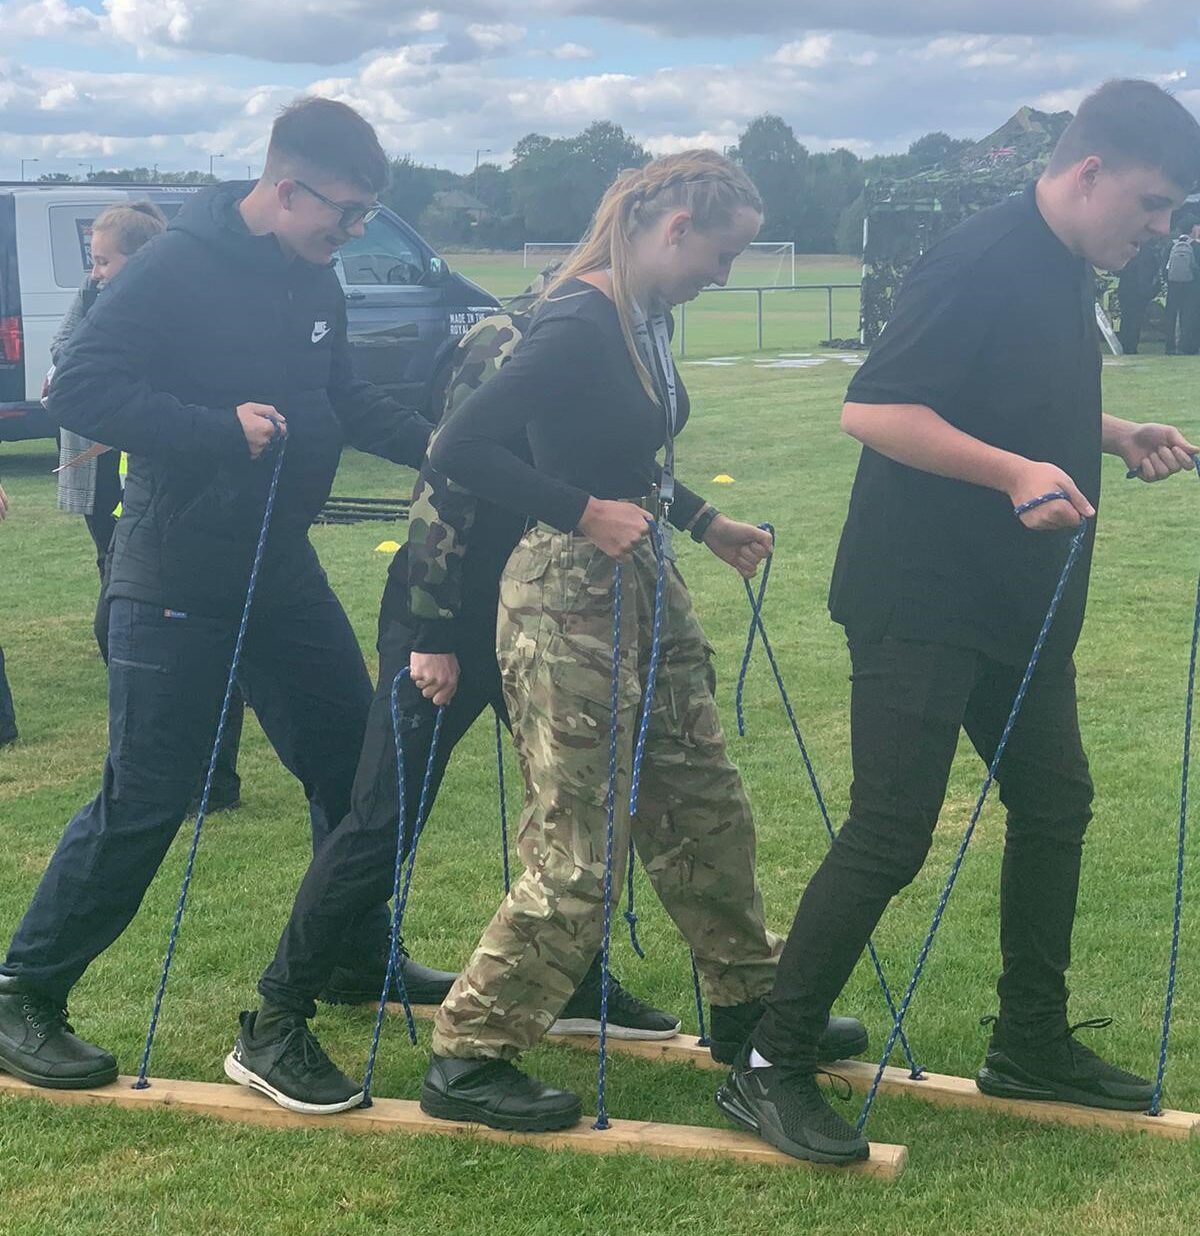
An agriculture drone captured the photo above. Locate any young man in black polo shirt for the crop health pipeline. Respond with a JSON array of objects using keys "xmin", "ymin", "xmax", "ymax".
[{"xmin": 719, "ymin": 79, "xmax": 1200, "ymax": 1165}]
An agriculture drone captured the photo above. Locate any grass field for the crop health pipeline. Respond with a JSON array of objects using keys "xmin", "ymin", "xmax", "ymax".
[
  {"xmin": 445, "ymin": 251, "xmax": 865, "ymax": 357},
  {"xmin": 3, "ymin": 350, "xmax": 1200, "ymax": 1233}
]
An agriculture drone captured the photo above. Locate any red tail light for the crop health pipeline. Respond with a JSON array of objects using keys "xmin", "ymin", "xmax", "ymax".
[{"xmin": 0, "ymin": 316, "xmax": 21, "ymax": 364}]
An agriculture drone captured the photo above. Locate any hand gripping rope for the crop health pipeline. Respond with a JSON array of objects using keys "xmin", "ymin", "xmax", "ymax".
[
  {"xmin": 360, "ymin": 667, "xmax": 447, "ymax": 1107},
  {"xmin": 855, "ymin": 492, "xmax": 1089, "ymax": 1133},
  {"xmin": 734, "ymin": 523, "xmax": 922, "ymax": 1078},
  {"xmin": 136, "ymin": 433, "xmax": 287, "ymax": 1089}
]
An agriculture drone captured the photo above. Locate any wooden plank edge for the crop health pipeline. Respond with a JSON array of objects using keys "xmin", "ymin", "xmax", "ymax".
[
  {"xmin": 508, "ymin": 1024, "xmax": 1199, "ymax": 1142},
  {"xmin": 0, "ymin": 1073, "xmax": 906, "ymax": 1178}
]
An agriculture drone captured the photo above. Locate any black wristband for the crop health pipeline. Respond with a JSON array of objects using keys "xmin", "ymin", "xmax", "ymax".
[{"xmin": 690, "ymin": 506, "xmax": 720, "ymax": 543}]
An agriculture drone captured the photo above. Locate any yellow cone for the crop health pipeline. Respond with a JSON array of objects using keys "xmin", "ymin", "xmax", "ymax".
[
  {"xmin": 712, "ymin": 474, "xmax": 735, "ymax": 484},
  {"xmin": 375, "ymin": 540, "xmax": 402, "ymax": 553}
]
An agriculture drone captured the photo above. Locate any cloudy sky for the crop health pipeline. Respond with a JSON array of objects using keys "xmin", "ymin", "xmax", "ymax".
[{"xmin": 2, "ymin": 1, "xmax": 1200, "ymax": 178}]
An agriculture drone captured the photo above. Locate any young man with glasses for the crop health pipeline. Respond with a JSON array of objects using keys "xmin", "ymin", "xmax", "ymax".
[{"xmin": 0, "ymin": 97, "xmax": 452, "ymax": 1091}]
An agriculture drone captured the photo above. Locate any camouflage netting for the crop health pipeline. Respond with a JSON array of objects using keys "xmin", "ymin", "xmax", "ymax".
[{"xmin": 860, "ymin": 107, "xmax": 1072, "ymax": 343}]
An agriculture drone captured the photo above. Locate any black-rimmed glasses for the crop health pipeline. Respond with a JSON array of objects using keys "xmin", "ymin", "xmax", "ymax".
[{"xmin": 293, "ymin": 179, "xmax": 381, "ymax": 230}]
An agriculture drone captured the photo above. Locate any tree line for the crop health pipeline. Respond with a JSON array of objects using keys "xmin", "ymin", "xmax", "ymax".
[{"xmin": 37, "ymin": 116, "xmax": 976, "ymax": 255}]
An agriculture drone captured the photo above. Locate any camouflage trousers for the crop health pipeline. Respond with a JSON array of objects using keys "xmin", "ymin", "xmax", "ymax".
[{"xmin": 432, "ymin": 528, "xmax": 782, "ymax": 1060}]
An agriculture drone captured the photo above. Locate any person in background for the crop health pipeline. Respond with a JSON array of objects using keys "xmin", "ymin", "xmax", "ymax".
[
  {"xmin": 53, "ymin": 202, "xmax": 166, "ymax": 577},
  {"xmin": 1115, "ymin": 236, "xmax": 1160, "ymax": 354}
]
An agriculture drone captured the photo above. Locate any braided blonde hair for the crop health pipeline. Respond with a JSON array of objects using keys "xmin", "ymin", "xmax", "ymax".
[
  {"xmin": 544, "ymin": 150, "xmax": 762, "ymax": 401},
  {"xmin": 92, "ymin": 200, "xmax": 167, "ymax": 256}
]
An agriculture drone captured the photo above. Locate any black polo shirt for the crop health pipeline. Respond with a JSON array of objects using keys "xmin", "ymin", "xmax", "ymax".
[{"xmin": 830, "ymin": 184, "xmax": 1102, "ymax": 668}]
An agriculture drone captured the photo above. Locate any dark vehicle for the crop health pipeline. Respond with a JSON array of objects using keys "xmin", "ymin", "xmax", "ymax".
[{"xmin": 0, "ymin": 183, "xmax": 498, "ymax": 442}]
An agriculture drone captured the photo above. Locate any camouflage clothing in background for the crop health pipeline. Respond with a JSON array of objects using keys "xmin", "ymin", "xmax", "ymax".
[
  {"xmin": 432, "ymin": 528, "xmax": 782, "ymax": 1060},
  {"xmin": 406, "ymin": 273, "xmax": 553, "ymax": 626}
]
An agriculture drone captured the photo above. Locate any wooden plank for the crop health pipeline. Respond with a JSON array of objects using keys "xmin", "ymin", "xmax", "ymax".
[
  {"xmin": 0, "ymin": 1073, "xmax": 906, "ymax": 1178},
  {"xmin": 512, "ymin": 1024, "xmax": 1200, "ymax": 1142}
]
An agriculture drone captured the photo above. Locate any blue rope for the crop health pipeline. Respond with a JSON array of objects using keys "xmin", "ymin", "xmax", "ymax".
[
  {"xmin": 735, "ymin": 528, "xmax": 773, "ymax": 738},
  {"xmin": 1150, "ymin": 463, "xmax": 1200, "ymax": 1114},
  {"xmin": 361, "ymin": 667, "xmax": 446, "ymax": 1107},
  {"xmin": 593, "ymin": 559, "xmax": 623, "ymax": 1131},
  {"xmin": 494, "ymin": 710, "xmax": 511, "ymax": 895},
  {"xmin": 625, "ymin": 521, "xmax": 668, "ymax": 959},
  {"xmin": 855, "ymin": 508, "xmax": 1090, "ymax": 1133},
  {"xmin": 690, "ymin": 952, "xmax": 710, "ymax": 1046},
  {"xmin": 135, "ymin": 436, "xmax": 287, "ymax": 1089},
  {"xmin": 735, "ymin": 524, "xmax": 922, "ymax": 1077}
]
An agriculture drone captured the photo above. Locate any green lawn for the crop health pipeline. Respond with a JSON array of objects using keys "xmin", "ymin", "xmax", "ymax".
[
  {"xmin": 3, "ymin": 352, "xmax": 1200, "ymax": 1233},
  {"xmin": 446, "ymin": 251, "xmax": 864, "ymax": 357}
]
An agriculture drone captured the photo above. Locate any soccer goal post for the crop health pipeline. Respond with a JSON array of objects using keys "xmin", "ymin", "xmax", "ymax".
[{"xmin": 734, "ymin": 242, "xmax": 795, "ymax": 286}]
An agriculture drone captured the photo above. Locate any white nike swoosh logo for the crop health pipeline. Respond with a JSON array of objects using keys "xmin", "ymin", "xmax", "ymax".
[{"xmin": 312, "ymin": 327, "xmax": 330, "ymax": 343}]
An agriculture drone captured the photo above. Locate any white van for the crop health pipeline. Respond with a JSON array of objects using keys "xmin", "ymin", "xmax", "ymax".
[
  {"xmin": 0, "ymin": 183, "xmax": 185, "ymax": 440},
  {"xmin": 0, "ymin": 181, "xmax": 498, "ymax": 442}
]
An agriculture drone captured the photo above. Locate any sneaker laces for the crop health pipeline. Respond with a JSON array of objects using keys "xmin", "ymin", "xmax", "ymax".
[
  {"xmin": 773, "ymin": 1062, "xmax": 854, "ymax": 1103},
  {"xmin": 278, "ymin": 1023, "xmax": 340, "ymax": 1078},
  {"xmin": 604, "ymin": 975, "xmax": 654, "ymax": 1018}
]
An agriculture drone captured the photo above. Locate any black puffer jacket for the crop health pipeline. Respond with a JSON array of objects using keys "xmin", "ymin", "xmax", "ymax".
[{"xmin": 49, "ymin": 183, "xmax": 432, "ymax": 618}]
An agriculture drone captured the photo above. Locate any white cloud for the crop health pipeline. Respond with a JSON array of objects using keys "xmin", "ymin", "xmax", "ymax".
[
  {"xmin": 1, "ymin": 3, "xmax": 1198, "ymax": 177},
  {"xmin": 550, "ymin": 41, "xmax": 594, "ymax": 60},
  {"xmin": 770, "ymin": 35, "xmax": 835, "ymax": 69}
]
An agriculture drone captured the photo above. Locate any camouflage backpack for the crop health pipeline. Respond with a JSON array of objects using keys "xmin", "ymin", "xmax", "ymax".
[{"xmin": 406, "ymin": 268, "xmax": 556, "ymax": 623}]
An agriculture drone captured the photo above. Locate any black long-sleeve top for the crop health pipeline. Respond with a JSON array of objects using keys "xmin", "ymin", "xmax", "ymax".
[{"xmin": 429, "ymin": 278, "xmax": 705, "ymax": 532}]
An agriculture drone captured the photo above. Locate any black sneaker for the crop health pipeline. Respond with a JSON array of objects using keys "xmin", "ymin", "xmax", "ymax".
[
  {"xmin": 0, "ymin": 723, "xmax": 17, "ymax": 749},
  {"xmin": 420, "ymin": 1054, "xmax": 582, "ymax": 1132},
  {"xmin": 976, "ymin": 1016, "xmax": 1155, "ymax": 1112},
  {"xmin": 224, "ymin": 1009, "xmax": 363, "ymax": 1115},
  {"xmin": 709, "ymin": 998, "xmax": 869, "ymax": 1065},
  {"xmin": 548, "ymin": 968, "xmax": 681, "ymax": 1040},
  {"xmin": 319, "ymin": 940, "xmax": 458, "ymax": 1007},
  {"xmin": 0, "ymin": 975, "xmax": 118, "ymax": 1089},
  {"xmin": 715, "ymin": 1043, "xmax": 869, "ymax": 1165}
]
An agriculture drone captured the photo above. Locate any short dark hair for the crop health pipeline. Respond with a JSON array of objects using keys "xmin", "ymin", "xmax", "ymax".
[
  {"xmin": 265, "ymin": 96, "xmax": 389, "ymax": 194},
  {"xmin": 1047, "ymin": 79, "xmax": 1200, "ymax": 192}
]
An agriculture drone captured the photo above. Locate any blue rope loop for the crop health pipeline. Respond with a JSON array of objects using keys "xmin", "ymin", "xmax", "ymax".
[
  {"xmin": 135, "ymin": 437, "xmax": 288, "ymax": 1090},
  {"xmin": 624, "ymin": 520, "xmax": 668, "ymax": 959},
  {"xmin": 855, "ymin": 516, "xmax": 1091, "ymax": 1134},
  {"xmin": 736, "ymin": 523, "xmax": 922, "ymax": 1078},
  {"xmin": 735, "ymin": 523, "xmax": 775, "ymax": 737},
  {"xmin": 1150, "ymin": 464, "xmax": 1200, "ymax": 1113},
  {"xmin": 593, "ymin": 559, "xmax": 624, "ymax": 1132},
  {"xmin": 360, "ymin": 668, "xmax": 446, "ymax": 1107},
  {"xmin": 494, "ymin": 710, "xmax": 511, "ymax": 895}
]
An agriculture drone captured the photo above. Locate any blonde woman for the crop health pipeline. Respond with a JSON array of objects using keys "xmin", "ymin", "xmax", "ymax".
[
  {"xmin": 53, "ymin": 201, "xmax": 167, "ymax": 574},
  {"xmin": 423, "ymin": 150, "xmax": 867, "ymax": 1160}
]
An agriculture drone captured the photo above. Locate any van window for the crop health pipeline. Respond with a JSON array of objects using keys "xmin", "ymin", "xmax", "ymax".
[
  {"xmin": 48, "ymin": 204, "xmax": 111, "ymax": 288},
  {"xmin": 339, "ymin": 216, "xmax": 425, "ymax": 286}
]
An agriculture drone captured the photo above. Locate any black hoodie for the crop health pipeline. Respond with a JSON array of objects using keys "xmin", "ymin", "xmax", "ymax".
[{"xmin": 48, "ymin": 183, "xmax": 432, "ymax": 619}]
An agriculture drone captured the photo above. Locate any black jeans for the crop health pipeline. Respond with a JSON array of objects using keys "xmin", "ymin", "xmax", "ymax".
[
  {"xmin": 753, "ymin": 637, "xmax": 1094, "ymax": 1069},
  {"xmin": 95, "ymin": 559, "xmax": 243, "ymax": 806},
  {"xmin": 2, "ymin": 581, "xmax": 381, "ymax": 1003},
  {"xmin": 257, "ymin": 599, "xmax": 506, "ymax": 1016}
]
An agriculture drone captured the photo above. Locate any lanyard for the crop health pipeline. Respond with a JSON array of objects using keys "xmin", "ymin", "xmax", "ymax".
[{"xmin": 630, "ymin": 301, "xmax": 677, "ymax": 513}]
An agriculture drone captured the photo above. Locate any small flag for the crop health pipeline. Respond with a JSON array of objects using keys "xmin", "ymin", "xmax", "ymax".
[
  {"xmin": 712, "ymin": 474, "xmax": 735, "ymax": 484},
  {"xmin": 375, "ymin": 540, "xmax": 402, "ymax": 553}
]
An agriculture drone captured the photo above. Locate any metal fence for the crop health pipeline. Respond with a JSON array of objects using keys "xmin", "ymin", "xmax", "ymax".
[{"xmin": 675, "ymin": 283, "xmax": 862, "ymax": 356}]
